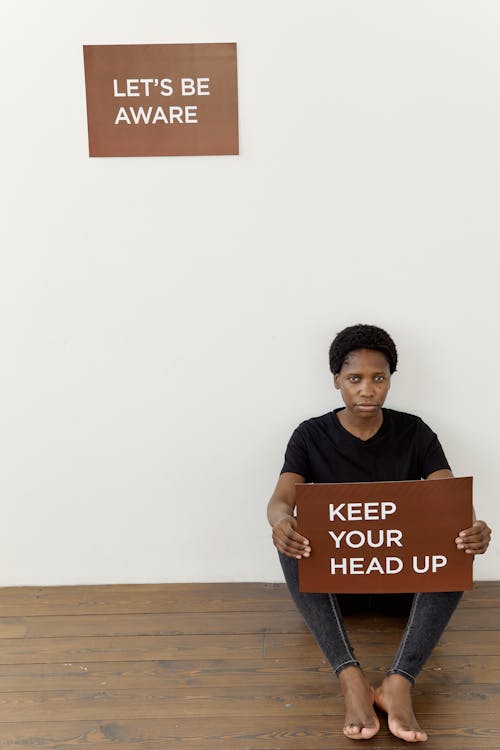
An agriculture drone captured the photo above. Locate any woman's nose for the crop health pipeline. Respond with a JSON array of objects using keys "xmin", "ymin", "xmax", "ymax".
[{"xmin": 359, "ymin": 381, "xmax": 375, "ymax": 397}]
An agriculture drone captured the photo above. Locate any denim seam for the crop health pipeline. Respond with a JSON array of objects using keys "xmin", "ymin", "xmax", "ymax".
[
  {"xmin": 328, "ymin": 593, "xmax": 356, "ymax": 662},
  {"xmin": 335, "ymin": 658, "xmax": 359, "ymax": 674},
  {"xmin": 391, "ymin": 592, "xmax": 420, "ymax": 674},
  {"xmin": 387, "ymin": 667, "xmax": 415, "ymax": 685}
]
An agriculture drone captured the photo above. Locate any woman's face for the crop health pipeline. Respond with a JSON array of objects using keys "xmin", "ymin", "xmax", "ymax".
[{"xmin": 334, "ymin": 348, "xmax": 391, "ymax": 417}]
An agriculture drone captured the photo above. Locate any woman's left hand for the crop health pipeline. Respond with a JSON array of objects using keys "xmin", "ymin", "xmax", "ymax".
[{"xmin": 455, "ymin": 520, "xmax": 492, "ymax": 555}]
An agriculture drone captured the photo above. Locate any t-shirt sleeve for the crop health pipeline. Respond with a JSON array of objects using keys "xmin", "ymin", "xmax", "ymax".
[
  {"xmin": 418, "ymin": 419, "xmax": 451, "ymax": 477},
  {"xmin": 280, "ymin": 424, "xmax": 309, "ymax": 479}
]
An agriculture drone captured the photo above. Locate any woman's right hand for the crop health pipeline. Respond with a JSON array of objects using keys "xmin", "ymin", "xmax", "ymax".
[{"xmin": 272, "ymin": 515, "xmax": 311, "ymax": 559}]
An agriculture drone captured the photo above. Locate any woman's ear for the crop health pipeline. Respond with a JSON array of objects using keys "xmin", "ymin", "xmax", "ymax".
[{"xmin": 333, "ymin": 373, "xmax": 340, "ymax": 390}]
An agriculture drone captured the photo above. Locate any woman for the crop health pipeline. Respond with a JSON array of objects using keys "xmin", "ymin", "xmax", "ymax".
[{"xmin": 267, "ymin": 324, "xmax": 491, "ymax": 742}]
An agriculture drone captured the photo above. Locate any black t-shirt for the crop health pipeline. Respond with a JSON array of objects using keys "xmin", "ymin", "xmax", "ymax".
[{"xmin": 280, "ymin": 408, "xmax": 450, "ymax": 483}]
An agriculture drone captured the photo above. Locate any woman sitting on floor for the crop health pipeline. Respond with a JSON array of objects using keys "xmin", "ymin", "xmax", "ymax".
[{"xmin": 267, "ymin": 323, "xmax": 491, "ymax": 742}]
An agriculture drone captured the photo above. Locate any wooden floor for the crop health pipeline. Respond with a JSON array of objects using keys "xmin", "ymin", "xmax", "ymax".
[{"xmin": 0, "ymin": 582, "xmax": 498, "ymax": 749}]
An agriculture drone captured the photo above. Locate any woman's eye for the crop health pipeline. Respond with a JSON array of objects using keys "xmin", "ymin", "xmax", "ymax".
[{"xmin": 375, "ymin": 376, "xmax": 385, "ymax": 382}]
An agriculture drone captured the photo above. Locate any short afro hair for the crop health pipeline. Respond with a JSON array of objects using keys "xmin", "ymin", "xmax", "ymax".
[{"xmin": 329, "ymin": 324, "xmax": 397, "ymax": 375}]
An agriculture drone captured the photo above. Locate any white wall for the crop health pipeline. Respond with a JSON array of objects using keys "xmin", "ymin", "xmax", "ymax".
[{"xmin": 0, "ymin": 0, "xmax": 498, "ymax": 585}]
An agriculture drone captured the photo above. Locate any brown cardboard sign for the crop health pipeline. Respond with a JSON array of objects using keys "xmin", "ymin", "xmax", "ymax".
[
  {"xmin": 296, "ymin": 477, "xmax": 473, "ymax": 594},
  {"xmin": 83, "ymin": 43, "xmax": 239, "ymax": 157}
]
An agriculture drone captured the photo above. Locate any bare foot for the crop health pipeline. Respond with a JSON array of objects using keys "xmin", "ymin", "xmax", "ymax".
[
  {"xmin": 338, "ymin": 666, "xmax": 380, "ymax": 740},
  {"xmin": 374, "ymin": 674, "xmax": 428, "ymax": 742}
]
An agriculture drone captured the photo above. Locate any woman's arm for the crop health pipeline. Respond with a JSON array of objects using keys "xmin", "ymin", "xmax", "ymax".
[
  {"xmin": 267, "ymin": 472, "xmax": 311, "ymax": 559},
  {"xmin": 426, "ymin": 469, "xmax": 492, "ymax": 555}
]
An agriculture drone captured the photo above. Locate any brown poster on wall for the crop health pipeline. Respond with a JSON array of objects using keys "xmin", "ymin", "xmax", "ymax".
[
  {"xmin": 83, "ymin": 43, "xmax": 239, "ymax": 157},
  {"xmin": 296, "ymin": 477, "xmax": 473, "ymax": 594}
]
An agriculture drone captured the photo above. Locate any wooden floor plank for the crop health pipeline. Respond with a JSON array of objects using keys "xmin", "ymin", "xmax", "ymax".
[
  {"xmin": 0, "ymin": 581, "xmax": 493, "ymax": 616},
  {"xmin": 0, "ymin": 605, "xmax": 495, "ymax": 641},
  {"xmin": 0, "ymin": 654, "xmax": 498, "ymax": 692},
  {"xmin": 0, "ymin": 683, "xmax": 498, "ymax": 722},
  {"xmin": 0, "ymin": 634, "xmax": 264, "ymax": 665},
  {"xmin": 0, "ymin": 629, "xmax": 497, "ymax": 666},
  {"xmin": 0, "ymin": 716, "xmax": 497, "ymax": 749},
  {"xmin": 0, "ymin": 583, "xmax": 293, "ymax": 616},
  {"xmin": 0, "ymin": 611, "xmax": 311, "ymax": 639},
  {"xmin": 264, "ymin": 630, "xmax": 500, "ymax": 658}
]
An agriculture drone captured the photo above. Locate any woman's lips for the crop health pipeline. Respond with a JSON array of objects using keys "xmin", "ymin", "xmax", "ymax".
[{"xmin": 357, "ymin": 404, "xmax": 378, "ymax": 410}]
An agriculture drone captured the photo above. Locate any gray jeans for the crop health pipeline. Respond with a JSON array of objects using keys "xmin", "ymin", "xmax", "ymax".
[{"xmin": 279, "ymin": 552, "xmax": 463, "ymax": 685}]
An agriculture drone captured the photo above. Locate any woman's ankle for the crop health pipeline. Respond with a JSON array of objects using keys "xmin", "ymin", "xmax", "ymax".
[
  {"xmin": 382, "ymin": 673, "xmax": 414, "ymax": 691},
  {"xmin": 339, "ymin": 665, "xmax": 371, "ymax": 689}
]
